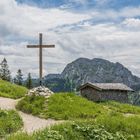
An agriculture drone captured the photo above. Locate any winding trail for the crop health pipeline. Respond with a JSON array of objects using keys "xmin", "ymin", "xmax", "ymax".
[{"xmin": 0, "ymin": 97, "xmax": 62, "ymax": 133}]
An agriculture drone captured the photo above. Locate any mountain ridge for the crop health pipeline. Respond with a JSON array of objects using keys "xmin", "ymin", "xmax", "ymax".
[{"xmin": 45, "ymin": 57, "xmax": 140, "ymax": 91}]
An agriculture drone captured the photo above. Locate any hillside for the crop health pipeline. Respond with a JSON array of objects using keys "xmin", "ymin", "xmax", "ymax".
[
  {"xmin": 45, "ymin": 58, "xmax": 140, "ymax": 91},
  {"xmin": 14, "ymin": 93, "xmax": 140, "ymax": 139},
  {"xmin": 0, "ymin": 80, "xmax": 28, "ymax": 99}
]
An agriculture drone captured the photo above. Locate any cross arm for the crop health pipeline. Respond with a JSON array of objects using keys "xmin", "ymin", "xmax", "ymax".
[{"xmin": 27, "ymin": 45, "xmax": 55, "ymax": 48}]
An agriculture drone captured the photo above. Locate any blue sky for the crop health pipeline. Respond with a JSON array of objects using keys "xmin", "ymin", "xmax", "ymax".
[
  {"xmin": 1, "ymin": 0, "xmax": 140, "ymax": 77},
  {"xmin": 16, "ymin": 0, "xmax": 140, "ymax": 10}
]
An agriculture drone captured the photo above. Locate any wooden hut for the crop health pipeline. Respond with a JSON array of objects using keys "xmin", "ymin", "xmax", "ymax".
[{"xmin": 80, "ymin": 82, "xmax": 134, "ymax": 103}]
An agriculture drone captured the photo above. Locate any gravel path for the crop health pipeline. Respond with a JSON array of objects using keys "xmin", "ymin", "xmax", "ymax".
[
  {"xmin": 0, "ymin": 97, "xmax": 17, "ymax": 110},
  {"xmin": 0, "ymin": 97, "xmax": 62, "ymax": 133}
]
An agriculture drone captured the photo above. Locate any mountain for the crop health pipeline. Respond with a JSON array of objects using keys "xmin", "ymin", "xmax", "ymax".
[{"xmin": 45, "ymin": 58, "xmax": 140, "ymax": 91}]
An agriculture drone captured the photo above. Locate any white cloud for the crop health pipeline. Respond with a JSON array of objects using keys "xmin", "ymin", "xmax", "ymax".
[
  {"xmin": 0, "ymin": 0, "xmax": 91, "ymax": 38},
  {"xmin": 122, "ymin": 18, "xmax": 140, "ymax": 30},
  {"xmin": 1, "ymin": 0, "xmax": 140, "ymax": 78}
]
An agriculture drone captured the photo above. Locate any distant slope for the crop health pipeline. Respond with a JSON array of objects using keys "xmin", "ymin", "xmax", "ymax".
[
  {"xmin": 0, "ymin": 80, "xmax": 28, "ymax": 99},
  {"xmin": 46, "ymin": 58, "xmax": 140, "ymax": 91}
]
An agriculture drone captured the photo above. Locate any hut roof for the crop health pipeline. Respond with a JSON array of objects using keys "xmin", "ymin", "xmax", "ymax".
[{"xmin": 80, "ymin": 82, "xmax": 134, "ymax": 91}]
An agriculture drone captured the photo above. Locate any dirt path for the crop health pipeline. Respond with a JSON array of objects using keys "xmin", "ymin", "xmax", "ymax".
[
  {"xmin": 0, "ymin": 97, "xmax": 62, "ymax": 133},
  {"xmin": 0, "ymin": 97, "xmax": 17, "ymax": 110}
]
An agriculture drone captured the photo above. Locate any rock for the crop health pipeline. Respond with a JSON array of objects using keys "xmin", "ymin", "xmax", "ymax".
[
  {"xmin": 60, "ymin": 58, "xmax": 140, "ymax": 90},
  {"xmin": 28, "ymin": 86, "xmax": 53, "ymax": 98}
]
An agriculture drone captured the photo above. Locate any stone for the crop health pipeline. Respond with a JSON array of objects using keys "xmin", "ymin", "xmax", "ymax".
[{"xmin": 28, "ymin": 86, "xmax": 53, "ymax": 98}]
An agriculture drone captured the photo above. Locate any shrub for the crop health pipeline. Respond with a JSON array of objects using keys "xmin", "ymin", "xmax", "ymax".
[
  {"xmin": 7, "ymin": 122, "xmax": 128, "ymax": 140},
  {"xmin": 72, "ymin": 123, "xmax": 127, "ymax": 140}
]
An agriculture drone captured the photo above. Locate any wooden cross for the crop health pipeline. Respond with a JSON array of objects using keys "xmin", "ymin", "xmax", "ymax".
[{"xmin": 27, "ymin": 33, "xmax": 55, "ymax": 86}]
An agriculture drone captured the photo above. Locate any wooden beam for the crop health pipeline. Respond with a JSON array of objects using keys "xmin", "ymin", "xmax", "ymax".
[
  {"xmin": 27, "ymin": 45, "xmax": 55, "ymax": 48},
  {"xmin": 39, "ymin": 33, "xmax": 43, "ymax": 85},
  {"xmin": 27, "ymin": 33, "xmax": 55, "ymax": 86}
]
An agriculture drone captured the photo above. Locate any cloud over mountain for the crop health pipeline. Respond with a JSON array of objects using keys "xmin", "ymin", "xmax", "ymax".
[{"xmin": 0, "ymin": 0, "xmax": 140, "ymax": 78}]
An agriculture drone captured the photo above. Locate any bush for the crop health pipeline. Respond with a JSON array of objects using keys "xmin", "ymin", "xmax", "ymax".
[
  {"xmin": 7, "ymin": 122, "xmax": 129, "ymax": 140},
  {"xmin": 72, "ymin": 123, "xmax": 127, "ymax": 140},
  {"xmin": 0, "ymin": 80, "xmax": 28, "ymax": 99},
  {"xmin": 0, "ymin": 110, "xmax": 23, "ymax": 137}
]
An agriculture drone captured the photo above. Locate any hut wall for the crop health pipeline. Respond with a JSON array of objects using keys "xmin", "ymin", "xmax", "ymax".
[
  {"xmin": 80, "ymin": 87, "xmax": 129, "ymax": 103},
  {"xmin": 80, "ymin": 86, "xmax": 101, "ymax": 101},
  {"xmin": 99, "ymin": 90, "xmax": 128, "ymax": 103}
]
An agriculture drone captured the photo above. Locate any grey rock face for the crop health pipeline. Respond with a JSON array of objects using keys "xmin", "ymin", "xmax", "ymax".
[
  {"xmin": 44, "ymin": 58, "xmax": 140, "ymax": 91},
  {"xmin": 61, "ymin": 58, "xmax": 140, "ymax": 90},
  {"xmin": 28, "ymin": 86, "xmax": 54, "ymax": 98},
  {"xmin": 45, "ymin": 74, "xmax": 62, "ymax": 80}
]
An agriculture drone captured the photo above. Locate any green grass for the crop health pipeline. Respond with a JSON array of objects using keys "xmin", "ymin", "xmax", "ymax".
[
  {"xmin": 95, "ymin": 112, "xmax": 140, "ymax": 139},
  {"xmin": 47, "ymin": 93, "xmax": 106, "ymax": 120},
  {"xmin": 7, "ymin": 122, "xmax": 131, "ymax": 140},
  {"xmin": 16, "ymin": 95, "xmax": 46, "ymax": 116},
  {"xmin": 16, "ymin": 93, "xmax": 105, "ymax": 120},
  {"xmin": 16, "ymin": 93, "xmax": 140, "ymax": 120},
  {"xmin": 6, "ymin": 133, "xmax": 34, "ymax": 140},
  {"xmin": 7, "ymin": 116, "xmax": 140, "ymax": 139},
  {"xmin": 0, "ymin": 80, "xmax": 28, "ymax": 99},
  {"xmin": 102, "ymin": 101, "xmax": 140, "ymax": 114},
  {"xmin": 0, "ymin": 109, "xmax": 23, "ymax": 137},
  {"xmin": 15, "ymin": 93, "xmax": 140, "ymax": 139}
]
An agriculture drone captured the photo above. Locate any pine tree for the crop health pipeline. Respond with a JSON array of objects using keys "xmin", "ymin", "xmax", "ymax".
[
  {"xmin": 26, "ymin": 73, "xmax": 32, "ymax": 89},
  {"xmin": 0, "ymin": 58, "xmax": 11, "ymax": 81},
  {"xmin": 15, "ymin": 69, "xmax": 23, "ymax": 85}
]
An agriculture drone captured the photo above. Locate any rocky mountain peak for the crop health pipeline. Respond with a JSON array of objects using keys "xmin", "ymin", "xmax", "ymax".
[{"xmin": 46, "ymin": 58, "xmax": 140, "ymax": 91}]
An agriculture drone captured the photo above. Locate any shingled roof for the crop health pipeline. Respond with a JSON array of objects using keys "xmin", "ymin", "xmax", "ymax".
[{"xmin": 80, "ymin": 82, "xmax": 134, "ymax": 91}]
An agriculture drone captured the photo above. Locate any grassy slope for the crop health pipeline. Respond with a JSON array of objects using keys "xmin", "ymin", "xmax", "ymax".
[
  {"xmin": 16, "ymin": 93, "xmax": 140, "ymax": 120},
  {"xmin": 0, "ymin": 109, "xmax": 23, "ymax": 137},
  {"xmin": 101, "ymin": 101, "xmax": 140, "ymax": 114},
  {"xmin": 0, "ymin": 80, "xmax": 28, "ymax": 99},
  {"xmin": 16, "ymin": 93, "xmax": 140, "ymax": 139},
  {"xmin": 16, "ymin": 93, "xmax": 105, "ymax": 120}
]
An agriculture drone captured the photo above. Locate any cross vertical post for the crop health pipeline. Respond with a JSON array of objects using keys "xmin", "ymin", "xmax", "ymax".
[
  {"xmin": 27, "ymin": 33, "xmax": 55, "ymax": 87},
  {"xmin": 39, "ymin": 33, "xmax": 43, "ymax": 86}
]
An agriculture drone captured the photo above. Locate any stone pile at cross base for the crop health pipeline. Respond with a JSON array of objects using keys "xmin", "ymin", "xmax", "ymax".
[{"xmin": 28, "ymin": 86, "xmax": 54, "ymax": 98}]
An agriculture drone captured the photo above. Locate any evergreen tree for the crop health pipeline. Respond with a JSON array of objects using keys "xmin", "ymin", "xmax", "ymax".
[
  {"xmin": 15, "ymin": 69, "xmax": 23, "ymax": 85},
  {"xmin": 0, "ymin": 58, "xmax": 11, "ymax": 81},
  {"xmin": 26, "ymin": 73, "xmax": 32, "ymax": 89}
]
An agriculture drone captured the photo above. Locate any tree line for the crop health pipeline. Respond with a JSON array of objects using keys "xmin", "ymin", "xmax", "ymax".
[{"xmin": 0, "ymin": 58, "xmax": 32, "ymax": 89}]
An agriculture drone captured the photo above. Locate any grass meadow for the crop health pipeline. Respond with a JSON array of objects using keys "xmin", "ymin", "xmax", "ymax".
[
  {"xmin": 0, "ymin": 80, "xmax": 139, "ymax": 140},
  {"xmin": 0, "ymin": 80, "xmax": 28, "ymax": 99},
  {"xmin": 0, "ymin": 109, "xmax": 23, "ymax": 137},
  {"xmin": 14, "ymin": 93, "xmax": 140, "ymax": 139}
]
